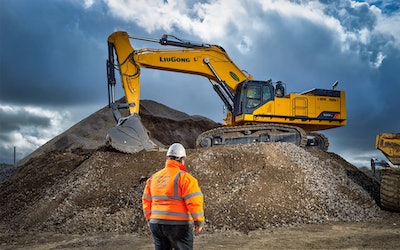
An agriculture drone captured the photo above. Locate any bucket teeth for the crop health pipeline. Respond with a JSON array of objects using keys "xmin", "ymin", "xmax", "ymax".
[{"xmin": 106, "ymin": 114, "xmax": 157, "ymax": 153}]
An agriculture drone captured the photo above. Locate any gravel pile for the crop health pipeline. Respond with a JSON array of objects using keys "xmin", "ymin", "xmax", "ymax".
[
  {"xmin": 0, "ymin": 142, "xmax": 382, "ymax": 235},
  {"xmin": 0, "ymin": 164, "xmax": 17, "ymax": 183},
  {"xmin": 0, "ymin": 100, "xmax": 384, "ymax": 235},
  {"xmin": 190, "ymin": 143, "xmax": 380, "ymax": 233}
]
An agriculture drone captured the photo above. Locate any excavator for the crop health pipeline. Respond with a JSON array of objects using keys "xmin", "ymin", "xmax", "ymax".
[
  {"xmin": 106, "ymin": 31, "xmax": 347, "ymax": 154},
  {"xmin": 374, "ymin": 133, "xmax": 400, "ymax": 211}
]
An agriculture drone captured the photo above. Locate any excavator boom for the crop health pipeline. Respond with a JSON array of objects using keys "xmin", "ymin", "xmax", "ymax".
[{"xmin": 106, "ymin": 31, "xmax": 252, "ymax": 152}]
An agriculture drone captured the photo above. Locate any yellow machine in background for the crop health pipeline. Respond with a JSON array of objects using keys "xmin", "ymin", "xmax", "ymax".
[
  {"xmin": 374, "ymin": 133, "xmax": 400, "ymax": 211},
  {"xmin": 376, "ymin": 133, "xmax": 400, "ymax": 166},
  {"xmin": 106, "ymin": 31, "xmax": 346, "ymax": 153}
]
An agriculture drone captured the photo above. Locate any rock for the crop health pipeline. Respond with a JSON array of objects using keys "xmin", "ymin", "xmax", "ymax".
[{"xmin": 0, "ymin": 101, "xmax": 384, "ymax": 235}]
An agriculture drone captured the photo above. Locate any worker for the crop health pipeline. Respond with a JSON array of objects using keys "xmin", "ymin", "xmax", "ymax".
[{"xmin": 142, "ymin": 143, "xmax": 205, "ymax": 250}]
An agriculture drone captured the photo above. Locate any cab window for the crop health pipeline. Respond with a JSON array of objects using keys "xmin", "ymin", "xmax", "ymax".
[
  {"xmin": 246, "ymin": 85, "xmax": 261, "ymax": 108},
  {"xmin": 263, "ymin": 85, "xmax": 272, "ymax": 101}
]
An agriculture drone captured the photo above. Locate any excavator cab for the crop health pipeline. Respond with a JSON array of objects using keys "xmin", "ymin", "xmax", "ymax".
[{"xmin": 233, "ymin": 80, "xmax": 275, "ymax": 116}]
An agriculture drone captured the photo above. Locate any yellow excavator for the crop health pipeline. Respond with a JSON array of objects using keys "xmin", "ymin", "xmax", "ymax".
[
  {"xmin": 374, "ymin": 133, "xmax": 400, "ymax": 211},
  {"xmin": 106, "ymin": 31, "xmax": 346, "ymax": 153}
]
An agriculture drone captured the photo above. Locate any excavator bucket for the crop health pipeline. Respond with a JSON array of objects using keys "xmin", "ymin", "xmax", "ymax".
[{"xmin": 106, "ymin": 114, "xmax": 158, "ymax": 153}]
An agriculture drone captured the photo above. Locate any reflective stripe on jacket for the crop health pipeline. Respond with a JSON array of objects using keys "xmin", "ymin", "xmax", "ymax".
[{"xmin": 142, "ymin": 159, "xmax": 205, "ymax": 226}]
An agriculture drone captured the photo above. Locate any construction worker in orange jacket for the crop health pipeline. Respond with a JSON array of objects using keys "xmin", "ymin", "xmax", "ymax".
[{"xmin": 142, "ymin": 143, "xmax": 205, "ymax": 250}]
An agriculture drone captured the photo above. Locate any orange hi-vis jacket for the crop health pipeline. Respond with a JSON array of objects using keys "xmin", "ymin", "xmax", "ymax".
[{"xmin": 142, "ymin": 159, "xmax": 205, "ymax": 226}]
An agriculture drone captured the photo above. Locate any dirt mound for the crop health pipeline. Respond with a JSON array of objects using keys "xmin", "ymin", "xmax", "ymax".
[
  {"xmin": 17, "ymin": 99, "xmax": 219, "ymax": 165},
  {"xmin": 0, "ymin": 163, "xmax": 17, "ymax": 183},
  {"xmin": 0, "ymin": 100, "xmax": 386, "ymax": 235},
  {"xmin": 139, "ymin": 100, "xmax": 219, "ymax": 149}
]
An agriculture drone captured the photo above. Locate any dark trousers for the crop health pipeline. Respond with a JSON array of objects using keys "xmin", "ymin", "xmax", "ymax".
[{"xmin": 149, "ymin": 223, "xmax": 193, "ymax": 250}]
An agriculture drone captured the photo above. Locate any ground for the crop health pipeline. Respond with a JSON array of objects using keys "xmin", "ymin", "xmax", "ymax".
[
  {"xmin": 1, "ymin": 100, "xmax": 399, "ymax": 249},
  {"xmin": 2, "ymin": 217, "xmax": 400, "ymax": 249}
]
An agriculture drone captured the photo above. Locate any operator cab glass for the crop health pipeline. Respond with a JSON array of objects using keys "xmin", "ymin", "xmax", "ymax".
[{"xmin": 233, "ymin": 80, "xmax": 274, "ymax": 116}]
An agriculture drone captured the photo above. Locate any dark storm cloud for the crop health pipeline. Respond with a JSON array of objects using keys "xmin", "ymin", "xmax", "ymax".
[
  {"xmin": 323, "ymin": 0, "xmax": 377, "ymax": 31},
  {"xmin": 0, "ymin": 108, "xmax": 50, "ymax": 133},
  {"xmin": 0, "ymin": 0, "xmax": 399, "ymax": 167},
  {"xmin": 0, "ymin": 104, "xmax": 60, "ymax": 164},
  {"xmin": 369, "ymin": 0, "xmax": 400, "ymax": 14},
  {"xmin": 0, "ymin": 0, "xmax": 120, "ymax": 106},
  {"xmin": 235, "ymin": 1, "xmax": 400, "ymax": 166},
  {"xmin": 246, "ymin": 11, "xmax": 345, "ymax": 90},
  {"xmin": 0, "ymin": 0, "xmax": 142, "ymax": 163},
  {"xmin": 325, "ymin": 46, "xmax": 400, "ymax": 165}
]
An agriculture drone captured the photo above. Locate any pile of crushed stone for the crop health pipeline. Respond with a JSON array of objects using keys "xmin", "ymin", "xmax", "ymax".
[
  {"xmin": 0, "ymin": 163, "xmax": 16, "ymax": 183},
  {"xmin": 0, "ymin": 100, "xmax": 384, "ymax": 235},
  {"xmin": 15, "ymin": 99, "xmax": 219, "ymax": 167},
  {"xmin": 0, "ymin": 143, "xmax": 382, "ymax": 235},
  {"xmin": 192, "ymin": 143, "xmax": 381, "ymax": 232}
]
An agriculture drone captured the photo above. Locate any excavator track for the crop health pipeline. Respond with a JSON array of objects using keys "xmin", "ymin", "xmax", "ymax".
[
  {"xmin": 306, "ymin": 132, "xmax": 329, "ymax": 151},
  {"xmin": 196, "ymin": 124, "xmax": 308, "ymax": 148}
]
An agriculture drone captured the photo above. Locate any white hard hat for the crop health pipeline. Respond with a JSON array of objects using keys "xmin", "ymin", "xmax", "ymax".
[{"xmin": 166, "ymin": 143, "xmax": 186, "ymax": 158}]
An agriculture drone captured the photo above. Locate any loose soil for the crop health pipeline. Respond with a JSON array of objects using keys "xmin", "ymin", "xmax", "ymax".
[
  {"xmin": 1, "ymin": 100, "xmax": 399, "ymax": 249},
  {"xmin": 1, "ymin": 218, "xmax": 399, "ymax": 249}
]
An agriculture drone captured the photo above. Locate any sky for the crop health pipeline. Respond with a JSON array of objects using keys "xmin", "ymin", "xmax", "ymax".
[{"xmin": 1, "ymin": 0, "xmax": 399, "ymax": 167}]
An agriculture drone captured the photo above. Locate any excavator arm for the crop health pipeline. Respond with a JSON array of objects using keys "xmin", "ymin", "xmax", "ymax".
[{"xmin": 107, "ymin": 31, "xmax": 251, "ymax": 115}]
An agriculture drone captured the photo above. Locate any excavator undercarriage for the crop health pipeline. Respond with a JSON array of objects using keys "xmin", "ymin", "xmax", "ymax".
[{"xmin": 196, "ymin": 124, "xmax": 307, "ymax": 148}]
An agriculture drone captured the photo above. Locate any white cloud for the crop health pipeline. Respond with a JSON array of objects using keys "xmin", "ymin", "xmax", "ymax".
[
  {"xmin": 0, "ymin": 104, "xmax": 72, "ymax": 162},
  {"xmin": 236, "ymin": 35, "xmax": 252, "ymax": 53},
  {"xmin": 100, "ymin": 0, "xmax": 399, "ymax": 69},
  {"xmin": 84, "ymin": 0, "xmax": 95, "ymax": 9},
  {"xmin": 376, "ymin": 11, "xmax": 400, "ymax": 47},
  {"xmin": 339, "ymin": 147, "xmax": 393, "ymax": 168},
  {"xmin": 372, "ymin": 51, "xmax": 386, "ymax": 68},
  {"xmin": 105, "ymin": 0, "xmax": 194, "ymax": 33}
]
